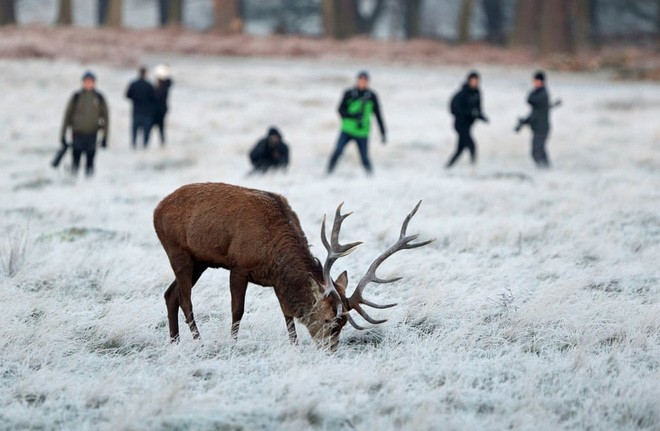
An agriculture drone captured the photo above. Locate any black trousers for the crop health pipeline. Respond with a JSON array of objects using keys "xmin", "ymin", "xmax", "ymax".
[
  {"xmin": 328, "ymin": 131, "xmax": 371, "ymax": 173},
  {"xmin": 532, "ymin": 131, "xmax": 550, "ymax": 167},
  {"xmin": 446, "ymin": 123, "xmax": 476, "ymax": 167},
  {"xmin": 132, "ymin": 114, "xmax": 152, "ymax": 148},
  {"xmin": 153, "ymin": 109, "xmax": 167, "ymax": 144},
  {"xmin": 71, "ymin": 133, "xmax": 97, "ymax": 176}
]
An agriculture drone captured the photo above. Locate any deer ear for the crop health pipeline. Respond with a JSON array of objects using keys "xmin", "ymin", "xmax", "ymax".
[{"xmin": 334, "ymin": 271, "xmax": 348, "ymax": 291}]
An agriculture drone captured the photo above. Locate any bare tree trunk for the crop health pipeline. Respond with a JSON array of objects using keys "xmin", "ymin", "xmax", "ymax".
[
  {"xmin": 159, "ymin": 0, "xmax": 186, "ymax": 27},
  {"xmin": 56, "ymin": 0, "xmax": 73, "ymax": 25},
  {"xmin": 98, "ymin": 0, "xmax": 108, "ymax": 25},
  {"xmin": 0, "ymin": 0, "xmax": 17, "ymax": 25},
  {"xmin": 656, "ymin": 0, "xmax": 660, "ymax": 39},
  {"xmin": 322, "ymin": 0, "xmax": 336, "ymax": 38},
  {"xmin": 158, "ymin": 0, "xmax": 167, "ymax": 26},
  {"xmin": 539, "ymin": 0, "xmax": 573, "ymax": 54},
  {"xmin": 403, "ymin": 0, "xmax": 422, "ymax": 39},
  {"xmin": 573, "ymin": 0, "xmax": 592, "ymax": 48},
  {"xmin": 356, "ymin": 0, "xmax": 386, "ymax": 34},
  {"xmin": 458, "ymin": 0, "xmax": 473, "ymax": 43},
  {"xmin": 482, "ymin": 0, "xmax": 504, "ymax": 44},
  {"xmin": 106, "ymin": 0, "xmax": 122, "ymax": 27},
  {"xmin": 167, "ymin": 0, "xmax": 183, "ymax": 26},
  {"xmin": 214, "ymin": 0, "xmax": 244, "ymax": 33},
  {"xmin": 512, "ymin": 0, "xmax": 541, "ymax": 46},
  {"xmin": 323, "ymin": 0, "xmax": 384, "ymax": 39},
  {"xmin": 591, "ymin": 0, "xmax": 600, "ymax": 46}
]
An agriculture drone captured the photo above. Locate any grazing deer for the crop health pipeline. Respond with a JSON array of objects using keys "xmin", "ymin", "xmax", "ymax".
[{"xmin": 153, "ymin": 182, "xmax": 433, "ymax": 350}]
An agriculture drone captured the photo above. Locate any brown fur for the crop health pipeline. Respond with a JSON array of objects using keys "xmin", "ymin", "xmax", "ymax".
[{"xmin": 153, "ymin": 182, "xmax": 338, "ymax": 346}]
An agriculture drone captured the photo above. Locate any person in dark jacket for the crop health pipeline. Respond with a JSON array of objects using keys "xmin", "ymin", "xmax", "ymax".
[
  {"xmin": 518, "ymin": 71, "xmax": 552, "ymax": 168},
  {"xmin": 446, "ymin": 71, "xmax": 488, "ymax": 168},
  {"xmin": 60, "ymin": 71, "xmax": 109, "ymax": 177},
  {"xmin": 249, "ymin": 127, "xmax": 289, "ymax": 173},
  {"xmin": 152, "ymin": 64, "xmax": 173, "ymax": 146},
  {"xmin": 327, "ymin": 71, "xmax": 386, "ymax": 174},
  {"xmin": 126, "ymin": 66, "xmax": 156, "ymax": 149}
]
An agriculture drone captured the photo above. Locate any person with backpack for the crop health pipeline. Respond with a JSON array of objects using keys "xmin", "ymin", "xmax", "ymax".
[
  {"xmin": 59, "ymin": 71, "xmax": 109, "ymax": 177},
  {"xmin": 152, "ymin": 64, "xmax": 173, "ymax": 146},
  {"xmin": 447, "ymin": 71, "xmax": 488, "ymax": 168},
  {"xmin": 249, "ymin": 127, "xmax": 289, "ymax": 173},
  {"xmin": 126, "ymin": 66, "xmax": 157, "ymax": 149},
  {"xmin": 327, "ymin": 71, "xmax": 386, "ymax": 174},
  {"xmin": 515, "ymin": 71, "xmax": 553, "ymax": 168}
]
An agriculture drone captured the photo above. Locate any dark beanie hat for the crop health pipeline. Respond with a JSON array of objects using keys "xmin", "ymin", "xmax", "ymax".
[
  {"xmin": 267, "ymin": 126, "xmax": 281, "ymax": 138},
  {"xmin": 467, "ymin": 70, "xmax": 480, "ymax": 80},
  {"xmin": 534, "ymin": 70, "xmax": 546, "ymax": 81},
  {"xmin": 82, "ymin": 70, "xmax": 96, "ymax": 81},
  {"xmin": 357, "ymin": 70, "xmax": 370, "ymax": 80}
]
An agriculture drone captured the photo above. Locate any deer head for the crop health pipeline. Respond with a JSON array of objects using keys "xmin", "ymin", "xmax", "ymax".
[{"xmin": 306, "ymin": 201, "xmax": 434, "ymax": 350}]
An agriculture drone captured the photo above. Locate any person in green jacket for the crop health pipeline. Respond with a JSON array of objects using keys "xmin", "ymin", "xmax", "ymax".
[
  {"xmin": 60, "ymin": 71, "xmax": 109, "ymax": 177},
  {"xmin": 327, "ymin": 71, "xmax": 387, "ymax": 174}
]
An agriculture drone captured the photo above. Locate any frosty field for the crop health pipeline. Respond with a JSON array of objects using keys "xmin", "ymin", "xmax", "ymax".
[{"xmin": 0, "ymin": 56, "xmax": 658, "ymax": 430}]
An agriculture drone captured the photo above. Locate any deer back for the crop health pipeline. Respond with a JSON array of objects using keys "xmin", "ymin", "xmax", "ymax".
[{"xmin": 153, "ymin": 182, "xmax": 321, "ymax": 286}]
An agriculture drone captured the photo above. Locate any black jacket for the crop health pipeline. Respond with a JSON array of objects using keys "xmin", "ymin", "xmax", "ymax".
[
  {"xmin": 154, "ymin": 79, "xmax": 173, "ymax": 115},
  {"xmin": 250, "ymin": 138, "xmax": 289, "ymax": 172},
  {"xmin": 526, "ymin": 86, "xmax": 550, "ymax": 133},
  {"xmin": 126, "ymin": 78, "xmax": 156, "ymax": 117},
  {"xmin": 338, "ymin": 88, "xmax": 386, "ymax": 137},
  {"xmin": 450, "ymin": 84, "xmax": 485, "ymax": 127}
]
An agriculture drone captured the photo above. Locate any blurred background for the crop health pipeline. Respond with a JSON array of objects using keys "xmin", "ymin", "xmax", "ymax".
[{"xmin": 1, "ymin": 0, "xmax": 658, "ymax": 48}]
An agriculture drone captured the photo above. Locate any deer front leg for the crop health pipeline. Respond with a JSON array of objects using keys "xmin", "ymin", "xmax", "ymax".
[
  {"xmin": 229, "ymin": 270, "xmax": 249, "ymax": 340},
  {"xmin": 284, "ymin": 315, "xmax": 297, "ymax": 344}
]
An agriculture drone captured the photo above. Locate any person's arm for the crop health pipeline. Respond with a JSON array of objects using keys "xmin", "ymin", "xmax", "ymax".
[
  {"xmin": 60, "ymin": 95, "xmax": 74, "ymax": 144},
  {"xmin": 476, "ymin": 92, "xmax": 488, "ymax": 122},
  {"xmin": 371, "ymin": 93, "xmax": 387, "ymax": 142},
  {"xmin": 250, "ymin": 139, "xmax": 267, "ymax": 165},
  {"xmin": 453, "ymin": 90, "xmax": 472, "ymax": 118},
  {"xmin": 281, "ymin": 144, "xmax": 289, "ymax": 167},
  {"xmin": 527, "ymin": 89, "xmax": 547, "ymax": 108},
  {"xmin": 126, "ymin": 82, "xmax": 134, "ymax": 100},
  {"xmin": 149, "ymin": 84, "xmax": 158, "ymax": 104},
  {"xmin": 337, "ymin": 90, "xmax": 351, "ymax": 118},
  {"xmin": 99, "ymin": 96, "xmax": 109, "ymax": 146}
]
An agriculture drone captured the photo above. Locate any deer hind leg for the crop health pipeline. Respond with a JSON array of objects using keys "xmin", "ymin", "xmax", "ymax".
[
  {"xmin": 229, "ymin": 270, "xmax": 249, "ymax": 340},
  {"xmin": 169, "ymin": 252, "xmax": 206, "ymax": 340},
  {"xmin": 164, "ymin": 280, "xmax": 180, "ymax": 342}
]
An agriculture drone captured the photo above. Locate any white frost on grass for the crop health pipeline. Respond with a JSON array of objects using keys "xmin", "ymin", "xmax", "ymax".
[{"xmin": 0, "ymin": 56, "xmax": 658, "ymax": 430}]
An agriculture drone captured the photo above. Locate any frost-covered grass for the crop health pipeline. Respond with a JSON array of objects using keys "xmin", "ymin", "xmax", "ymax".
[{"xmin": 0, "ymin": 57, "xmax": 658, "ymax": 430}]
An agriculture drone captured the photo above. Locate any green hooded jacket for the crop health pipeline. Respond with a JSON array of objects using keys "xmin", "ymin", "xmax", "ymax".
[{"xmin": 338, "ymin": 88, "xmax": 386, "ymax": 139}]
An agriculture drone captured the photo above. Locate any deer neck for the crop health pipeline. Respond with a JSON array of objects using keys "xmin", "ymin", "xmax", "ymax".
[{"xmin": 271, "ymin": 260, "xmax": 323, "ymax": 319}]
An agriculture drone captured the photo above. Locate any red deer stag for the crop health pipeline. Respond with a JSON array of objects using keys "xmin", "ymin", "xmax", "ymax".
[{"xmin": 153, "ymin": 182, "xmax": 433, "ymax": 350}]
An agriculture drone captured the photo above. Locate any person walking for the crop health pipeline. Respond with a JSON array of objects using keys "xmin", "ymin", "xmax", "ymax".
[
  {"xmin": 446, "ymin": 71, "xmax": 488, "ymax": 168},
  {"xmin": 249, "ymin": 127, "xmax": 289, "ymax": 173},
  {"xmin": 517, "ymin": 71, "xmax": 552, "ymax": 168},
  {"xmin": 59, "ymin": 71, "xmax": 109, "ymax": 177},
  {"xmin": 327, "ymin": 71, "xmax": 386, "ymax": 174},
  {"xmin": 152, "ymin": 64, "xmax": 173, "ymax": 146},
  {"xmin": 126, "ymin": 66, "xmax": 156, "ymax": 149}
]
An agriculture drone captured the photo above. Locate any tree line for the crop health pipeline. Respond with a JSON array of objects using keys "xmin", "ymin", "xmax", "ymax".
[{"xmin": 1, "ymin": 0, "xmax": 658, "ymax": 55}]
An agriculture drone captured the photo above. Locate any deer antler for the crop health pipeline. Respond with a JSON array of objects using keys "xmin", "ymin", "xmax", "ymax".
[
  {"xmin": 347, "ymin": 201, "xmax": 435, "ymax": 329},
  {"xmin": 321, "ymin": 203, "xmax": 362, "ymax": 318}
]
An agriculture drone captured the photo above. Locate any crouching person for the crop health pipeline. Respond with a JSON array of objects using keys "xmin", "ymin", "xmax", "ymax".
[{"xmin": 249, "ymin": 127, "xmax": 289, "ymax": 173}]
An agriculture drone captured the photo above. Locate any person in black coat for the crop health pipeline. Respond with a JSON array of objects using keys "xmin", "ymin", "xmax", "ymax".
[
  {"xmin": 446, "ymin": 71, "xmax": 489, "ymax": 168},
  {"xmin": 249, "ymin": 127, "xmax": 289, "ymax": 173},
  {"xmin": 152, "ymin": 64, "xmax": 173, "ymax": 146},
  {"xmin": 518, "ymin": 71, "xmax": 552, "ymax": 168},
  {"xmin": 126, "ymin": 66, "xmax": 157, "ymax": 149}
]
